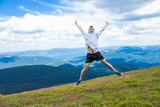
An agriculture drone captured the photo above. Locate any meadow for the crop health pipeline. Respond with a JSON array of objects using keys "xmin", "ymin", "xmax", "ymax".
[{"xmin": 0, "ymin": 66, "xmax": 160, "ymax": 107}]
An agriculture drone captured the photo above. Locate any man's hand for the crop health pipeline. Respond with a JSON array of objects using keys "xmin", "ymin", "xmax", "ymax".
[
  {"xmin": 75, "ymin": 20, "xmax": 77, "ymax": 25},
  {"xmin": 106, "ymin": 21, "xmax": 109, "ymax": 25}
]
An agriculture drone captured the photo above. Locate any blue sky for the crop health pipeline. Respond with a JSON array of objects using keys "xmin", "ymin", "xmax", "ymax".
[
  {"xmin": 0, "ymin": 0, "xmax": 160, "ymax": 52},
  {"xmin": 0, "ymin": 0, "xmax": 62, "ymax": 18}
]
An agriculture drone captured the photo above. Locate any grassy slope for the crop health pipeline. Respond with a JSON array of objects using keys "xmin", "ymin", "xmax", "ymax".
[{"xmin": 0, "ymin": 66, "xmax": 160, "ymax": 107}]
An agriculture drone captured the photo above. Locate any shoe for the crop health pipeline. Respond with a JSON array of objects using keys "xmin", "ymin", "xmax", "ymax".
[
  {"xmin": 75, "ymin": 79, "xmax": 82, "ymax": 86},
  {"xmin": 115, "ymin": 71, "xmax": 123, "ymax": 76}
]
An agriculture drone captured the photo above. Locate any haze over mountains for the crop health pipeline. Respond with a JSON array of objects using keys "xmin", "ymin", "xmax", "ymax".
[{"xmin": 0, "ymin": 45, "xmax": 159, "ymax": 69}]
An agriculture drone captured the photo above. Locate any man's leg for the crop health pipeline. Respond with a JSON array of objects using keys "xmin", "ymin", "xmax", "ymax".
[
  {"xmin": 100, "ymin": 59, "xmax": 123, "ymax": 76},
  {"xmin": 75, "ymin": 64, "xmax": 90, "ymax": 86},
  {"xmin": 80, "ymin": 64, "xmax": 90, "ymax": 79},
  {"xmin": 100, "ymin": 59, "xmax": 116, "ymax": 72}
]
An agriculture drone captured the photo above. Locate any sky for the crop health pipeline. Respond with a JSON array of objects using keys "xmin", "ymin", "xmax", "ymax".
[{"xmin": 0, "ymin": 0, "xmax": 160, "ymax": 52}]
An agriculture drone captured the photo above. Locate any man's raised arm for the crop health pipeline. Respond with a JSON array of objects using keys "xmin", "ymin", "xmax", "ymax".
[
  {"xmin": 100, "ymin": 21, "xmax": 110, "ymax": 33},
  {"xmin": 75, "ymin": 20, "xmax": 84, "ymax": 35}
]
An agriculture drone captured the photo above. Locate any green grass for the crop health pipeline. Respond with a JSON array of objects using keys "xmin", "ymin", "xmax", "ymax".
[{"xmin": 0, "ymin": 66, "xmax": 160, "ymax": 107}]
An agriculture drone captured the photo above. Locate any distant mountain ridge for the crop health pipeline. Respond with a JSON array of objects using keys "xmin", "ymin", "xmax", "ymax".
[
  {"xmin": 69, "ymin": 45, "xmax": 160, "ymax": 68},
  {"xmin": 0, "ymin": 45, "xmax": 159, "ymax": 58},
  {"xmin": 0, "ymin": 45, "xmax": 159, "ymax": 70},
  {"xmin": 0, "ymin": 48, "xmax": 87, "ymax": 61},
  {"xmin": 0, "ymin": 56, "xmax": 62, "ymax": 69}
]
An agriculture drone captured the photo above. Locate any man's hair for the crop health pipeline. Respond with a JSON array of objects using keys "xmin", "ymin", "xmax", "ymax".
[
  {"xmin": 90, "ymin": 25, "xmax": 93, "ymax": 28},
  {"xmin": 89, "ymin": 25, "xmax": 94, "ymax": 30}
]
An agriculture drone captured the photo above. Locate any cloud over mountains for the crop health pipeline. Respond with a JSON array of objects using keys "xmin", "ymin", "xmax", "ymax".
[{"xmin": 0, "ymin": 0, "xmax": 160, "ymax": 52}]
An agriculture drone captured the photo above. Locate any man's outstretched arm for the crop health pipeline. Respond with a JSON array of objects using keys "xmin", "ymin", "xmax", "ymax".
[
  {"xmin": 75, "ymin": 20, "xmax": 84, "ymax": 35},
  {"xmin": 100, "ymin": 21, "xmax": 110, "ymax": 33}
]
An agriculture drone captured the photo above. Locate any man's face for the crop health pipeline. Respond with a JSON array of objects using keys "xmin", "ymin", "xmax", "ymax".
[{"xmin": 88, "ymin": 27, "xmax": 95, "ymax": 33}]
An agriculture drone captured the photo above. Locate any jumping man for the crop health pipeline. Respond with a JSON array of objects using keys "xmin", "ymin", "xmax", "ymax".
[{"xmin": 75, "ymin": 20, "xmax": 123, "ymax": 86}]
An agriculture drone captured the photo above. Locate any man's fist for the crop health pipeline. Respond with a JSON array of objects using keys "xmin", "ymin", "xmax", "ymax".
[
  {"xmin": 75, "ymin": 20, "xmax": 77, "ymax": 25},
  {"xmin": 106, "ymin": 21, "xmax": 109, "ymax": 25}
]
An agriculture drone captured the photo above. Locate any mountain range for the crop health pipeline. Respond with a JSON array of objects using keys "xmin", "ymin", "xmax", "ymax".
[
  {"xmin": 0, "ymin": 45, "xmax": 160, "ymax": 69},
  {"xmin": 0, "ymin": 45, "xmax": 159, "ymax": 95}
]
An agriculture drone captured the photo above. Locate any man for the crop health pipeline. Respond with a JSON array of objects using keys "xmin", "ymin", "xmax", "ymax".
[{"xmin": 75, "ymin": 20, "xmax": 123, "ymax": 86}]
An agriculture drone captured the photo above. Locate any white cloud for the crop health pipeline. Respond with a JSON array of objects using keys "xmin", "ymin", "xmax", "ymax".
[
  {"xmin": 0, "ymin": 0, "xmax": 160, "ymax": 52},
  {"xmin": 0, "ymin": 17, "xmax": 6, "ymax": 21},
  {"xmin": 123, "ymin": 17, "xmax": 160, "ymax": 35},
  {"xmin": 133, "ymin": 0, "xmax": 160, "ymax": 15},
  {"xmin": 0, "ymin": 13, "xmax": 160, "ymax": 52},
  {"xmin": 0, "ymin": 13, "xmax": 87, "ymax": 52},
  {"xmin": 32, "ymin": 0, "xmax": 76, "ymax": 10},
  {"xmin": 19, "ymin": 5, "xmax": 30, "ymax": 12}
]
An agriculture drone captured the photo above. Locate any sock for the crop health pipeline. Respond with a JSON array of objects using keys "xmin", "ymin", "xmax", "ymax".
[
  {"xmin": 115, "ymin": 71, "xmax": 118, "ymax": 73},
  {"xmin": 79, "ymin": 79, "xmax": 82, "ymax": 81}
]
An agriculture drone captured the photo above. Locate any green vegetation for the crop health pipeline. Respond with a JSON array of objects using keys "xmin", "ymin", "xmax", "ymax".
[
  {"xmin": 0, "ymin": 64, "xmax": 116, "ymax": 95},
  {"xmin": 0, "ymin": 66, "xmax": 159, "ymax": 107}
]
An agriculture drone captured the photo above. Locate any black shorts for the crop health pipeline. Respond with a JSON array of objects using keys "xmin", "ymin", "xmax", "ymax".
[{"xmin": 85, "ymin": 51, "xmax": 104, "ymax": 64}]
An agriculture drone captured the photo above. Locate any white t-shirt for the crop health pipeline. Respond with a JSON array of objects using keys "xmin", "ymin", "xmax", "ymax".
[{"xmin": 83, "ymin": 32, "xmax": 101, "ymax": 51}]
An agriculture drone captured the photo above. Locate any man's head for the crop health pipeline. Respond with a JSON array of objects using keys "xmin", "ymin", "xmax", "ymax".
[{"xmin": 88, "ymin": 25, "xmax": 95, "ymax": 33}]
